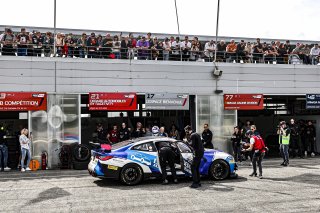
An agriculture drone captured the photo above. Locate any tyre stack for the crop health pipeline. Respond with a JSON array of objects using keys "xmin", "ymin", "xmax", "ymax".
[{"xmin": 72, "ymin": 144, "xmax": 91, "ymax": 170}]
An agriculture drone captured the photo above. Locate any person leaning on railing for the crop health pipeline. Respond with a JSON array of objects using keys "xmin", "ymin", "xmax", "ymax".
[
  {"xmin": 1, "ymin": 28, "xmax": 16, "ymax": 56},
  {"xmin": 101, "ymin": 33, "xmax": 113, "ymax": 59},
  {"xmin": 16, "ymin": 28, "xmax": 30, "ymax": 56},
  {"xmin": 86, "ymin": 32, "xmax": 98, "ymax": 58},
  {"xmin": 216, "ymin": 40, "xmax": 227, "ymax": 62},
  {"xmin": 236, "ymin": 40, "xmax": 247, "ymax": 63},
  {"xmin": 253, "ymin": 38, "xmax": 264, "ymax": 63},
  {"xmin": 150, "ymin": 37, "xmax": 161, "ymax": 60},
  {"xmin": 162, "ymin": 37, "xmax": 171, "ymax": 61},
  {"xmin": 77, "ymin": 33, "xmax": 87, "ymax": 58},
  {"xmin": 181, "ymin": 36, "xmax": 191, "ymax": 61},
  {"xmin": 112, "ymin": 35, "xmax": 121, "ymax": 59},
  {"xmin": 204, "ymin": 40, "xmax": 215, "ymax": 62},
  {"xmin": 120, "ymin": 35, "xmax": 130, "ymax": 59},
  {"xmin": 226, "ymin": 39, "xmax": 237, "ymax": 62},
  {"xmin": 43, "ymin": 32, "xmax": 54, "ymax": 57},
  {"xmin": 309, "ymin": 43, "xmax": 320, "ymax": 65}
]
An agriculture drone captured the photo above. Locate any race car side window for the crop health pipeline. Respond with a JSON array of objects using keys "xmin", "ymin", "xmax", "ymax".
[
  {"xmin": 132, "ymin": 142, "xmax": 157, "ymax": 152},
  {"xmin": 177, "ymin": 142, "xmax": 192, "ymax": 153}
]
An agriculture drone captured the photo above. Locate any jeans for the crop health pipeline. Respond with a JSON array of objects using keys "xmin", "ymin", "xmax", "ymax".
[
  {"xmin": 21, "ymin": 148, "xmax": 31, "ymax": 169},
  {"xmin": 0, "ymin": 145, "xmax": 9, "ymax": 169},
  {"xmin": 17, "ymin": 48, "xmax": 27, "ymax": 56},
  {"xmin": 163, "ymin": 52, "xmax": 169, "ymax": 61},
  {"xmin": 280, "ymin": 144, "xmax": 289, "ymax": 163},
  {"xmin": 252, "ymin": 151, "xmax": 265, "ymax": 175},
  {"xmin": 191, "ymin": 152, "xmax": 203, "ymax": 184},
  {"xmin": 114, "ymin": 51, "xmax": 120, "ymax": 59},
  {"xmin": 232, "ymin": 143, "xmax": 241, "ymax": 162}
]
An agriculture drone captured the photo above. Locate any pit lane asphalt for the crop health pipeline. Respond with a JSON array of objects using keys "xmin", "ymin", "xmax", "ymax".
[{"xmin": 0, "ymin": 157, "xmax": 319, "ymax": 213}]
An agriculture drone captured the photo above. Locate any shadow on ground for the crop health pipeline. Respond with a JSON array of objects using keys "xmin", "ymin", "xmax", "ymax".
[
  {"xmin": 263, "ymin": 173, "xmax": 320, "ymax": 186},
  {"xmin": 93, "ymin": 175, "xmax": 248, "ymax": 192},
  {"xmin": 28, "ymin": 187, "xmax": 71, "ymax": 205}
]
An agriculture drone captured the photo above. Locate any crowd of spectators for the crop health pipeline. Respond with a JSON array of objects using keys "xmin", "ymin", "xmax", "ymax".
[{"xmin": 1, "ymin": 27, "xmax": 320, "ymax": 65}]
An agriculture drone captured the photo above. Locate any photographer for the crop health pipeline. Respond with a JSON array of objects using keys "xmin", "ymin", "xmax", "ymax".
[{"xmin": 277, "ymin": 121, "xmax": 291, "ymax": 166}]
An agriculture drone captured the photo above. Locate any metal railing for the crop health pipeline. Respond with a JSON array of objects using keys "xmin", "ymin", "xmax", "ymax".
[{"xmin": 0, "ymin": 42, "xmax": 319, "ymax": 65}]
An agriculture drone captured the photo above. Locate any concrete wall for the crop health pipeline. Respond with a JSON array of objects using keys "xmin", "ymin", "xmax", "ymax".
[{"xmin": 1, "ymin": 56, "xmax": 320, "ymax": 95}]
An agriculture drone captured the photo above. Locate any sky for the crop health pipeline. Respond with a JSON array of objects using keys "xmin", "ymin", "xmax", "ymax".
[{"xmin": 1, "ymin": 0, "xmax": 319, "ymax": 41}]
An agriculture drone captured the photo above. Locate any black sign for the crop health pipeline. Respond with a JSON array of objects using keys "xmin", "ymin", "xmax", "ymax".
[{"xmin": 306, "ymin": 94, "xmax": 320, "ymax": 109}]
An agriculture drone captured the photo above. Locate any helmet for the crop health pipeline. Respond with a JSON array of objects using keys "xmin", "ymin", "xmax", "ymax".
[
  {"xmin": 152, "ymin": 126, "xmax": 159, "ymax": 135},
  {"xmin": 246, "ymin": 130, "xmax": 253, "ymax": 137}
]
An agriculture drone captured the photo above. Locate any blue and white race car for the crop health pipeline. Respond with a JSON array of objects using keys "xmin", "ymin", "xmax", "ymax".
[{"xmin": 88, "ymin": 137, "xmax": 237, "ymax": 185}]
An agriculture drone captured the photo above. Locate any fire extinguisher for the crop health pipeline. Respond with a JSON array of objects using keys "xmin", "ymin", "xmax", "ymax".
[{"xmin": 41, "ymin": 152, "xmax": 48, "ymax": 170}]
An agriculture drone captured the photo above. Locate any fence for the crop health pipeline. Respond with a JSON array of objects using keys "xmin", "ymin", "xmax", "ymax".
[{"xmin": 0, "ymin": 43, "xmax": 318, "ymax": 65}]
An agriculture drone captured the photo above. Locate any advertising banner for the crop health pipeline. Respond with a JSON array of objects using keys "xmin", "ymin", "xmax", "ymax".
[
  {"xmin": 0, "ymin": 92, "xmax": 47, "ymax": 111},
  {"xmin": 306, "ymin": 94, "xmax": 320, "ymax": 109},
  {"xmin": 224, "ymin": 94, "xmax": 264, "ymax": 110},
  {"xmin": 145, "ymin": 93, "xmax": 189, "ymax": 110},
  {"xmin": 89, "ymin": 93, "xmax": 137, "ymax": 111}
]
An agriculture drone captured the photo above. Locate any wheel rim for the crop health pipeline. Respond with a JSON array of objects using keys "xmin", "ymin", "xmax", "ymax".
[
  {"xmin": 213, "ymin": 163, "xmax": 226, "ymax": 179},
  {"xmin": 124, "ymin": 168, "xmax": 138, "ymax": 182}
]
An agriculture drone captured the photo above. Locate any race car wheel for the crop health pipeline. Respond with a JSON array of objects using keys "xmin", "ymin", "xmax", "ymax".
[
  {"xmin": 210, "ymin": 160, "xmax": 230, "ymax": 180},
  {"xmin": 120, "ymin": 164, "xmax": 143, "ymax": 185}
]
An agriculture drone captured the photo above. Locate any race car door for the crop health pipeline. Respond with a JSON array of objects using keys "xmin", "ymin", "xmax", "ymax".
[{"xmin": 176, "ymin": 142, "xmax": 193, "ymax": 176}]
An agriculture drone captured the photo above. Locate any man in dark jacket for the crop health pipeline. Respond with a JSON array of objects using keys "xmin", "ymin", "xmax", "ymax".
[
  {"xmin": 119, "ymin": 123, "xmax": 130, "ymax": 141},
  {"xmin": 304, "ymin": 121, "xmax": 316, "ymax": 157},
  {"xmin": 158, "ymin": 141, "xmax": 178, "ymax": 184},
  {"xmin": 202, "ymin": 124, "xmax": 213, "ymax": 149},
  {"xmin": 93, "ymin": 123, "xmax": 108, "ymax": 144},
  {"xmin": 185, "ymin": 125, "xmax": 204, "ymax": 188}
]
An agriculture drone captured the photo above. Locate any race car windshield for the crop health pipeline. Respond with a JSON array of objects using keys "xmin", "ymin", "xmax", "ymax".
[{"xmin": 112, "ymin": 140, "xmax": 135, "ymax": 150}]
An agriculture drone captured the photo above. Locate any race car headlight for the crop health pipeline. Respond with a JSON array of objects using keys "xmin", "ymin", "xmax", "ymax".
[{"xmin": 226, "ymin": 156, "xmax": 235, "ymax": 163}]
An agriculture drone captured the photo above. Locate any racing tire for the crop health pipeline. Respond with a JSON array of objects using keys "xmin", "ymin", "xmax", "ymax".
[
  {"xmin": 120, "ymin": 164, "xmax": 143, "ymax": 186},
  {"xmin": 210, "ymin": 160, "xmax": 230, "ymax": 180},
  {"xmin": 73, "ymin": 144, "xmax": 91, "ymax": 162}
]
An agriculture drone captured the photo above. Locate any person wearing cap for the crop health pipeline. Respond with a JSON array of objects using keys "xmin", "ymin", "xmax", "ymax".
[
  {"xmin": 277, "ymin": 121, "xmax": 291, "ymax": 166},
  {"xmin": 242, "ymin": 125, "xmax": 266, "ymax": 179},
  {"xmin": 184, "ymin": 125, "xmax": 204, "ymax": 188}
]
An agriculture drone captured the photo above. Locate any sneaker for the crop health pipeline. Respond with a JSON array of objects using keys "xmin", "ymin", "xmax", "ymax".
[
  {"xmin": 21, "ymin": 168, "xmax": 25, "ymax": 172},
  {"xmin": 189, "ymin": 183, "xmax": 200, "ymax": 188},
  {"xmin": 249, "ymin": 162, "xmax": 252, "ymax": 166},
  {"xmin": 26, "ymin": 167, "xmax": 32, "ymax": 171},
  {"xmin": 280, "ymin": 162, "xmax": 285, "ymax": 166},
  {"xmin": 258, "ymin": 175, "xmax": 263, "ymax": 179},
  {"xmin": 4, "ymin": 167, "xmax": 11, "ymax": 171},
  {"xmin": 311, "ymin": 153, "xmax": 315, "ymax": 157},
  {"xmin": 162, "ymin": 179, "xmax": 169, "ymax": 185},
  {"xmin": 249, "ymin": 172, "xmax": 257, "ymax": 177}
]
